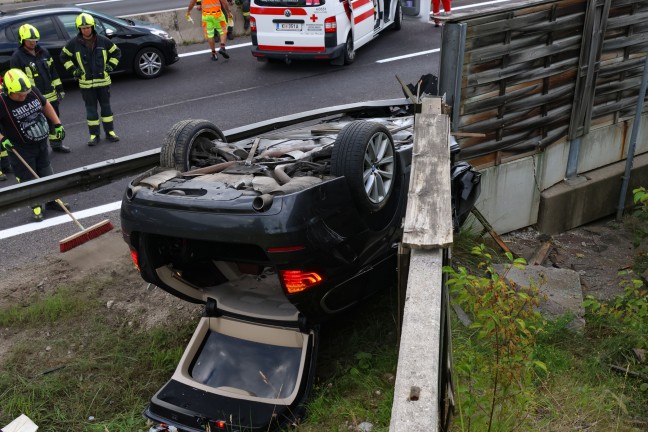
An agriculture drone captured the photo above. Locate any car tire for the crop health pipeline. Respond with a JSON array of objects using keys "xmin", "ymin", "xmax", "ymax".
[
  {"xmin": 134, "ymin": 47, "xmax": 164, "ymax": 79},
  {"xmin": 343, "ymin": 34, "xmax": 355, "ymax": 65},
  {"xmin": 393, "ymin": 1, "xmax": 403, "ymax": 30},
  {"xmin": 160, "ymin": 119, "xmax": 227, "ymax": 171},
  {"xmin": 331, "ymin": 121, "xmax": 396, "ymax": 213}
]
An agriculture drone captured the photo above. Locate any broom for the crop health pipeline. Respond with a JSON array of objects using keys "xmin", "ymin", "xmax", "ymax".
[{"xmin": 11, "ymin": 148, "xmax": 114, "ymax": 252}]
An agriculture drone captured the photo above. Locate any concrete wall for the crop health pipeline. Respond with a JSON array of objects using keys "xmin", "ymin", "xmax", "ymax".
[
  {"xmin": 123, "ymin": 6, "xmax": 249, "ymax": 45},
  {"xmin": 474, "ymin": 113, "xmax": 648, "ymax": 235}
]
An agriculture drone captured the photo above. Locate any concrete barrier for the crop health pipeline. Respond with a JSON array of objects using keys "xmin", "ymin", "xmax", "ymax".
[{"xmin": 122, "ymin": 6, "xmax": 249, "ymax": 46}]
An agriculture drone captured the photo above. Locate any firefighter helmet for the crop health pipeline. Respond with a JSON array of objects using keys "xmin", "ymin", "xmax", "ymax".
[
  {"xmin": 76, "ymin": 13, "xmax": 95, "ymax": 29},
  {"xmin": 18, "ymin": 24, "xmax": 40, "ymax": 44},
  {"xmin": 3, "ymin": 69, "xmax": 32, "ymax": 95}
]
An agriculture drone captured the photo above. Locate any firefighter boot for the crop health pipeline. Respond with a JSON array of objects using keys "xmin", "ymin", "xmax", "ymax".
[
  {"xmin": 0, "ymin": 170, "xmax": 6, "ymax": 181},
  {"xmin": 32, "ymin": 205, "xmax": 44, "ymax": 222},
  {"xmin": 50, "ymin": 139, "xmax": 71, "ymax": 153},
  {"xmin": 243, "ymin": 16, "xmax": 250, "ymax": 30},
  {"xmin": 106, "ymin": 131, "xmax": 120, "ymax": 142},
  {"xmin": 88, "ymin": 135, "xmax": 99, "ymax": 146}
]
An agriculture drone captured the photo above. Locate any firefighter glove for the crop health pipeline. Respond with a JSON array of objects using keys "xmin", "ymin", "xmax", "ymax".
[
  {"xmin": 72, "ymin": 68, "xmax": 83, "ymax": 78},
  {"xmin": 56, "ymin": 87, "xmax": 65, "ymax": 100},
  {"xmin": 53, "ymin": 124, "xmax": 65, "ymax": 141},
  {"xmin": 1, "ymin": 138, "xmax": 13, "ymax": 151},
  {"xmin": 186, "ymin": 13, "xmax": 194, "ymax": 23},
  {"xmin": 105, "ymin": 64, "xmax": 114, "ymax": 73}
]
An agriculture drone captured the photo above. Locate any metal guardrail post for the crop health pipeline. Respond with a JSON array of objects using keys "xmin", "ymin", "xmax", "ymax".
[{"xmin": 439, "ymin": 22, "xmax": 467, "ymax": 132}]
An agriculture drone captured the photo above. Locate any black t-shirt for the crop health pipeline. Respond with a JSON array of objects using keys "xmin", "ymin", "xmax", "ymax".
[{"xmin": 0, "ymin": 87, "xmax": 49, "ymax": 146}]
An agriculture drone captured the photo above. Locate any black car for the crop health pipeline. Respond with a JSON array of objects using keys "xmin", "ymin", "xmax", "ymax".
[
  {"xmin": 0, "ymin": 5, "xmax": 179, "ymax": 79},
  {"xmin": 120, "ymin": 99, "xmax": 481, "ymax": 432}
]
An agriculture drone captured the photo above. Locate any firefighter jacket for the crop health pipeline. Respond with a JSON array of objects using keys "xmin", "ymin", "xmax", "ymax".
[
  {"xmin": 10, "ymin": 45, "xmax": 62, "ymax": 103},
  {"xmin": 60, "ymin": 31, "xmax": 120, "ymax": 89}
]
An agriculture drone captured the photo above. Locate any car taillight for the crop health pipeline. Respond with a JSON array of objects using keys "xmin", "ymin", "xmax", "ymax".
[
  {"xmin": 324, "ymin": 16, "xmax": 336, "ymax": 33},
  {"xmin": 280, "ymin": 270, "xmax": 323, "ymax": 294},
  {"xmin": 129, "ymin": 248, "xmax": 140, "ymax": 271},
  {"xmin": 267, "ymin": 246, "xmax": 305, "ymax": 253},
  {"xmin": 250, "ymin": 16, "xmax": 257, "ymax": 32}
]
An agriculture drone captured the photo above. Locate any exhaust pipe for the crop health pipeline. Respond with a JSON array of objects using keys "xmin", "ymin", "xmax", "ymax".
[{"xmin": 252, "ymin": 194, "xmax": 274, "ymax": 212}]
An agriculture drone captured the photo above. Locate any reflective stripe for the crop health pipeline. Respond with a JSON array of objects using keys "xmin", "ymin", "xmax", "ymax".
[
  {"xmin": 88, "ymin": 119, "xmax": 100, "ymax": 126},
  {"xmin": 102, "ymin": 116, "xmax": 114, "ymax": 123}
]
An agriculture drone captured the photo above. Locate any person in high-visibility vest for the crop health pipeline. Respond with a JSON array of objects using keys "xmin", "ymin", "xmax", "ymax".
[
  {"xmin": 60, "ymin": 13, "xmax": 121, "ymax": 147},
  {"xmin": 187, "ymin": 0, "xmax": 233, "ymax": 61},
  {"xmin": 11, "ymin": 24, "xmax": 70, "ymax": 153}
]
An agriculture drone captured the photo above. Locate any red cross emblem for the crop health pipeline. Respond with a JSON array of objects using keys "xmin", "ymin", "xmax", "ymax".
[{"xmin": 310, "ymin": 13, "xmax": 318, "ymax": 22}]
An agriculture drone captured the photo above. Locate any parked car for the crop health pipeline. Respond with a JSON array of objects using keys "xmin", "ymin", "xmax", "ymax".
[
  {"xmin": 120, "ymin": 98, "xmax": 481, "ymax": 432},
  {"xmin": 0, "ymin": 5, "xmax": 179, "ymax": 79}
]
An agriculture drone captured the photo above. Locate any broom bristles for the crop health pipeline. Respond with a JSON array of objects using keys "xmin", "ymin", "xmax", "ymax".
[{"xmin": 59, "ymin": 219, "xmax": 114, "ymax": 253}]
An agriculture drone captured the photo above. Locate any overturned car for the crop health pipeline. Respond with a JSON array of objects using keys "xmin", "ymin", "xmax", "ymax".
[{"xmin": 120, "ymin": 98, "xmax": 481, "ymax": 432}]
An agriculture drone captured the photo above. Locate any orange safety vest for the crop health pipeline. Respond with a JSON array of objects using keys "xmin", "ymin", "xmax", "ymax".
[{"xmin": 202, "ymin": 0, "xmax": 223, "ymax": 15}]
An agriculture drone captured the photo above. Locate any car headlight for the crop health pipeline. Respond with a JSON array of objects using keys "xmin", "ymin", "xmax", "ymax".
[{"xmin": 150, "ymin": 29, "xmax": 172, "ymax": 40}]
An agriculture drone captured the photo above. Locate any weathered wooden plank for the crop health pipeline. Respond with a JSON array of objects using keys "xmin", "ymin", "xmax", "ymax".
[
  {"xmin": 466, "ymin": 9, "xmax": 585, "ymax": 40},
  {"xmin": 605, "ymin": 10, "xmax": 648, "ymax": 30},
  {"xmin": 462, "ymin": 84, "xmax": 540, "ymax": 113},
  {"xmin": 603, "ymin": 33, "xmax": 648, "ymax": 52},
  {"xmin": 402, "ymin": 98, "xmax": 453, "ymax": 249}
]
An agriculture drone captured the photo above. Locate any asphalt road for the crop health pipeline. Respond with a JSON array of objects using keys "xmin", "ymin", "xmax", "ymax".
[{"xmin": 0, "ymin": 0, "xmax": 516, "ymax": 266}]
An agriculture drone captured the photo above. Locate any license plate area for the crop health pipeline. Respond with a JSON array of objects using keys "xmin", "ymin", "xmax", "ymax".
[{"xmin": 273, "ymin": 19, "xmax": 304, "ymax": 31}]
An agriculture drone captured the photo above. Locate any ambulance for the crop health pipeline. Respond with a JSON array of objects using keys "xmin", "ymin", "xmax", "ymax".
[{"xmin": 250, "ymin": 0, "xmax": 403, "ymax": 64}]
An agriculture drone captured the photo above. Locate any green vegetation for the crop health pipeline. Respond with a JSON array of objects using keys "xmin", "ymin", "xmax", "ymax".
[{"xmin": 2, "ymin": 206, "xmax": 648, "ymax": 431}]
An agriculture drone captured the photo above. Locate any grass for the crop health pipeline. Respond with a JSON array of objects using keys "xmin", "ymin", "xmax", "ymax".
[{"xmin": 1, "ymin": 227, "xmax": 647, "ymax": 431}]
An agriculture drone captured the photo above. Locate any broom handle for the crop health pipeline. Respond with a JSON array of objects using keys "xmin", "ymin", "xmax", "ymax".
[{"xmin": 11, "ymin": 148, "xmax": 86, "ymax": 231}]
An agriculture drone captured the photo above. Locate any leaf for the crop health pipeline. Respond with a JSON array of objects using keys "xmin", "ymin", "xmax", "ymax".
[{"xmin": 533, "ymin": 360, "xmax": 547, "ymax": 372}]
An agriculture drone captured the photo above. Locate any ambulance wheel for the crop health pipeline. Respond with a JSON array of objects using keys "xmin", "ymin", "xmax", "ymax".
[
  {"xmin": 331, "ymin": 121, "xmax": 396, "ymax": 213},
  {"xmin": 160, "ymin": 119, "xmax": 227, "ymax": 171},
  {"xmin": 134, "ymin": 47, "xmax": 164, "ymax": 79},
  {"xmin": 393, "ymin": 1, "xmax": 403, "ymax": 30},
  {"xmin": 343, "ymin": 35, "xmax": 355, "ymax": 65}
]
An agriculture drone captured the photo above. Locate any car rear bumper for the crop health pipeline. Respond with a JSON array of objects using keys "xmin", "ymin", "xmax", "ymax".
[{"xmin": 251, "ymin": 43, "xmax": 345, "ymax": 61}]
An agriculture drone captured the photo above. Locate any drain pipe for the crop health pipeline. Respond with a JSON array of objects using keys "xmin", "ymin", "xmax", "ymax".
[{"xmin": 616, "ymin": 54, "xmax": 648, "ymax": 221}]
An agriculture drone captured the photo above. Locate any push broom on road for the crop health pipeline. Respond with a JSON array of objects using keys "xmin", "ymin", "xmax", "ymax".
[{"xmin": 11, "ymin": 148, "xmax": 113, "ymax": 252}]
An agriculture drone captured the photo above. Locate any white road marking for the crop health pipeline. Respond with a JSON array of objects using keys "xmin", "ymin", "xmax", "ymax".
[
  {"xmin": 76, "ymin": 0, "xmax": 123, "ymax": 6},
  {"xmin": 452, "ymin": 0, "xmax": 515, "ymax": 11},
  {"xmin": 376, "ymin": 48, "xmax": 440, "ymax": 63},
  {"xmin": 179, "ymin": 42, "xmax": 253, "ymax": 58},
  {"xmin": 0, "ymin": 201, "xmax": 122, "ymax": 240}
]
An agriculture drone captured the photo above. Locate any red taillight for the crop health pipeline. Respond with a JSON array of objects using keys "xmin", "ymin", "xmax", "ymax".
[
  {"xmin": 250, "ymin": 16, "xmax": 257, "ymax": 32},
  {"xmin": 214, "ymin": 420, "xmax": 227, "ymax": 429},
  {"xmin": 280, "ymin": 270, "xmax": 323, "ymax": 293},
  {"xmin": 324, "ymin": 16, "xmax": 336, "ymax": 33},
  {"xmin": 129, "ymin": 248, "xmax": 140, "ymax": 271},
  {"xmin": 267, "ymin": 245, "xmax": 305, "ymax": 253}
]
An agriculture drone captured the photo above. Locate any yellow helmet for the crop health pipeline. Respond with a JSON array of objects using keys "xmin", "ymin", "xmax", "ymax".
[
  {"xmin": 3, "ymin": 69, "xmax": 32, "ymax": 94},
  {"xmin": 18, "ymin": 24, "xmax": 40, "ymax": 44},
  {"xmin": 75, "ymin": 13, "xmax": 95, "ymax": 29}
]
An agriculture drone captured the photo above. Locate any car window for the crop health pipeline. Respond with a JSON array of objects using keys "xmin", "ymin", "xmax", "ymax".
[
  {"xmin": 7, "ymin": 16, "xmax": 61, "ymax": 43},
  {"xmin": 58, "ymin": 14, "xmax": 80, "ymax": 39},
  {"xmin": 94, "ymin": 18, "xmax": 118, "ymax": 35}
]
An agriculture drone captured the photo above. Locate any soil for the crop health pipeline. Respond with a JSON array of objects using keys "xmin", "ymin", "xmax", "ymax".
[{"xmin": 0, "ymin": 217, "xmax": 639, "ymax": 364}]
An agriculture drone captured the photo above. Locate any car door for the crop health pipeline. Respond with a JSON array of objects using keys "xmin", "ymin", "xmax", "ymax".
[{"xmin": 1, "ymin": 16, "xmax": 68, "ymax": 76}]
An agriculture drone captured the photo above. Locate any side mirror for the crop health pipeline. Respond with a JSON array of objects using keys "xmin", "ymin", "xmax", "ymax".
[{"xmin": 105, "ymin": 28, "xmax": 115, "ymax": 37}]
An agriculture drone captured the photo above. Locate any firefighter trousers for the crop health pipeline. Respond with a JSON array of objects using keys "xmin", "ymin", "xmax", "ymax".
[{"xmin": 81, "ymin": 86, "xmax": 115, "ymax": 137}]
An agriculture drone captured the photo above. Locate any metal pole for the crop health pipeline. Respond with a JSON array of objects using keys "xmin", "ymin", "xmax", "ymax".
[
  {"xmin": 616, "ymin": 53, "xmax": 648, "ymax": 221},
  {"xmin": 565, "ymin": 136, "xmax": 582, "ymax": 180}
]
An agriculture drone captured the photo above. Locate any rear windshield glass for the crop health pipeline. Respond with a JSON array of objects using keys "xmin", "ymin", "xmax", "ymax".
[
  {"xmin": 253, "ymin": 0, "xmax": 326, "ymax": 6},
  {"xmin": 190, "ymin": 331, "xmax": 302, "ymax": 399}
]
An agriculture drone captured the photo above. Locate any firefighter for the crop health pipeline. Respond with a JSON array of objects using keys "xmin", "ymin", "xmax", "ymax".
[
  {"xmin": 187, "ymin": 0, "xmax": 233, "ymax": 61},
  {"xmin": 240, "ymin": 0, "xmax": 250, "ymax": 31},
  {"xmin": 10, "ymin": 24, "xmax": 70, "ymax": 153},
  {"xmin": 0, "ymin": 69, "xmax": 67, "ymax": 221},
  {"xmin": 60, "ymin": 13, "xmax": 121, "ymax": 147}
]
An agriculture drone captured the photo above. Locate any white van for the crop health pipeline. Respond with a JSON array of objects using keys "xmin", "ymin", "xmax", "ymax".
[{"xmin": 250, "ymin": 0, "xmax": 403, "ymax": 64}]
